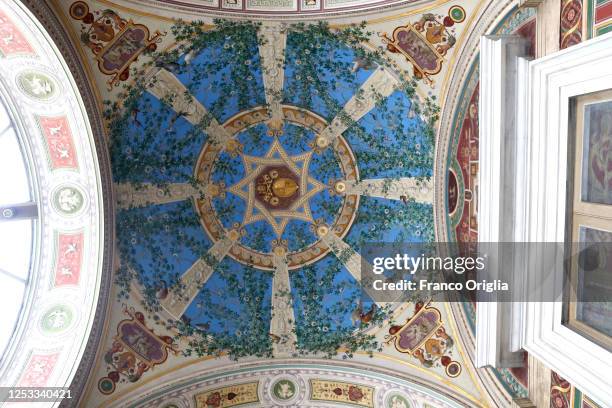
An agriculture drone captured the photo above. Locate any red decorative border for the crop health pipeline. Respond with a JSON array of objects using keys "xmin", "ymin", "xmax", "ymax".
[
  {"xmin": 0, "ymin": 9, "xmax": 35, "ymax": 57},
  {"xmin": 38, "ymin": 116, "xmax": 79, "ymax": 170},
  {"xmin": 18, "ymin": 353, "xmax": 60, "ymax": 387},
  {"xmin": 595, "ymin": 1, "xmax": 612, "ymax": 23},
  {"xmin": 560, "ymin": 0, "xmax": 583, "ymax": 49},
  {"xmin": 53, "ymin": 232, "xmax": 84, "ymax": 287}
]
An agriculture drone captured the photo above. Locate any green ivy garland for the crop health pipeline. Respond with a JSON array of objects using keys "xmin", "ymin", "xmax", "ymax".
[{"xmin": 106, "ymin": 19, "xmax": 440, "ymax": 360}]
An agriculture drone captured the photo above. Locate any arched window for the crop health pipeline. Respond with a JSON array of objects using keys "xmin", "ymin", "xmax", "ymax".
[
  {"xmin": 0, "ymin": 2, "xmax": 107, "ymax": 396},
  {"xmin": 0, "ymin": 91, "xmax": 36, "ymax": 358}
]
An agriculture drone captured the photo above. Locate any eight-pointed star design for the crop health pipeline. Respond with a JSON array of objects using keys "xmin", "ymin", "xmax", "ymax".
[{"xmin": 228, "ymin": 139, "xmax": 326, "ymax": 237}]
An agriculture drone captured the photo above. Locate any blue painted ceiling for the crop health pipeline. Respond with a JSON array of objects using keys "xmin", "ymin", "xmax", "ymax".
[{"xmin": 110, "ymin": 21, "xmax": 435, "ymax": 358}]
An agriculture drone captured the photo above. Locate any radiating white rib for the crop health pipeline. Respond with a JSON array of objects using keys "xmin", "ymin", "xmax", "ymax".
[
  {"xmin": 338, "ymin": 178, "xmax": 433, "ymax": 204},
  {"xmin": 147, "ymin": 68, "xmax": 232, "ymax": 146},
  {"xmin": 320, "ymin": 229, "xmax": 397, "ymax": 302},
  {"xmin": 270, "ymin": 252, "xmax": 298, "ymax": 357},
  {"xmin": 317, "ymin": 68, "xmax": 399, "ymax": 147},
  {"xmin": 115, "ymin": 182, "xmax": 202, "ymax": 209},
  {"xmin": 160, "ymin": 235, "xmax": 235, "ymax": 320},
  {"xmin": 320, "ymin": 230, "xmax": 364, "ymax": 282},
  {"xmin": 257, "ymin": 23, "xmax": 287, "ymax": 135}
]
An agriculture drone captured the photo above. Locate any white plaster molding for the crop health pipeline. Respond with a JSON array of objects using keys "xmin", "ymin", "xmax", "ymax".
[
  {"xmin": 476, "ymin": 35, "xmax": 530, "ymax": 369},
  {"xmin": 510, "ymin": 56, "xmax": 531, "ymax": 353},
  {"xmin": 120, "ymin": 362, "xmax": 466, "ymax": 408},
  {"xmin": 515, "ymin": 32, "xmax": 612, "ymax": 407},
  {"xmin": 434, "ymin": 3, "xmax": 531, "ymax": 406},
  {"xmin": 100, "ymin": 0, "xmax": 429, "ymax": 20}
]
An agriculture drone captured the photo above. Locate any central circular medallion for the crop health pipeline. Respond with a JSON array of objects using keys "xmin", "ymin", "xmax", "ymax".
[
  {"xmin": 195, "ymin": 105, "xmax": 359, "ymax": 271},
  {"xmin": 256, "ymin": 165, "xmax": 300, "ymax": 209}
]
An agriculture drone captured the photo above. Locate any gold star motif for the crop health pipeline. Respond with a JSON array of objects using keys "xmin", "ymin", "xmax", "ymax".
[{"xmin": 228, "ymin": 139, "xmax": 326, "ymax": 237}]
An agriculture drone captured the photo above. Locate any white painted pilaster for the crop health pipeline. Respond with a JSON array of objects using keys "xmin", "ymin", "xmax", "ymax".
[
  {"xmin": 115, "ymin": 182, "xmax": 201, "ymax": 209},
  {"xmin": 335, "ymin": 178, "xmax": 433, "ymax": 204},
  {"xmin": 476, "ymin": 35, "xmax": 531, "ymax": 369},
  {"xmin": 258, "ymin": 23, "xmax": 287, "ymax": 136},
  {"xmin": 270, "ymin": 250, "xmax": 298, "ymax": 357}
]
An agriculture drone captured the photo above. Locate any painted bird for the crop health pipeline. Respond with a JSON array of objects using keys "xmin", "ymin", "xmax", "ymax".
[
  {"xmin": 184, "ymin": 48, "xmax": 198, "ymax": 65},
  {"xmin": 351, "ymin": 301, "xmax": 378, "ymax": 325},
  {"xmin": 351, "ymin": 57, "xmax": 375, "ymax": 73},
  {"xmin": 130, "ymin": 108, "xmax": 142, "ymax": 127},
  {"xmin": 156, "ymin": 59, "xmax": 181, "ymax": 74}
]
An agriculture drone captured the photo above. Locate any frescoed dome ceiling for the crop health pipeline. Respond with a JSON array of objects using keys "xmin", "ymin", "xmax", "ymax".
[
  {"xmin": 109, "ymin": 17, "xmax": 438, "ymax": 362},
  {"xmin": 25, "ymin": 0, "xmax": 537, "ymax": 406}
]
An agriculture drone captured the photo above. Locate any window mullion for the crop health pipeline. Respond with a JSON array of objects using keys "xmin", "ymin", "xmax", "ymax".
[
  {"xmin": 0, "ymin": 202, "xmax": 37, "ymax": 222},
  {"xmin": 0, "ymin": 268, "xmax": 26, "ymax": 284}
]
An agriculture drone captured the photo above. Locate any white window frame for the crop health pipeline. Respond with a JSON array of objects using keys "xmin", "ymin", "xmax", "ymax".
[
  {"xmin": 477, "ymin": 30, "xmax": 612, "ymax": 407},
  {"xmin": 518, "ymin": 32, "xmax": 612, "ymax": 405}
]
